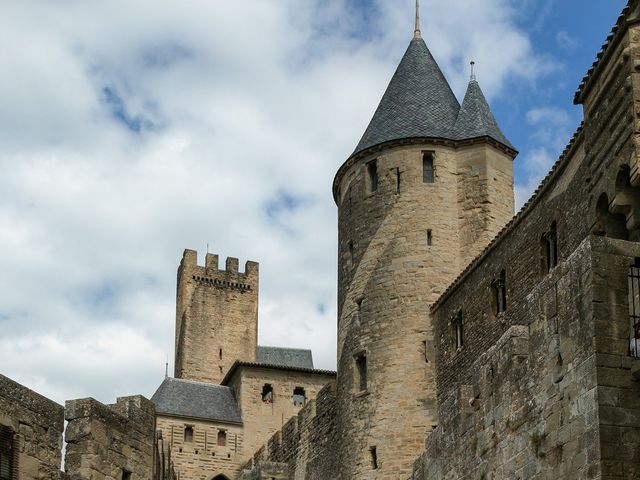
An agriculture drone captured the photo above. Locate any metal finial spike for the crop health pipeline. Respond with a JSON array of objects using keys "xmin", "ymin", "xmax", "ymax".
[
  {"xmin": 414, "ymin": 0, "xmax": 421, "ymax": 39},
  {"xmin": 165, "ymin": 355, "xmax": 169, "ymax": 378},
  {"xmin": 470, "ymin": 61, "xmax": 476, "ymax": 81}
]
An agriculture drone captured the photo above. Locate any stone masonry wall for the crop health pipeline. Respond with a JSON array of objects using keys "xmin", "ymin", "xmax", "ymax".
[
  {"xmin": 0, "ymin": 374, "xmax": 64, "ymax": 480},
  {"xmin": 239, "ymin": 381, "xmax": 338, "ymax": 480},
  {"xmin": 155, "ymin": 415, "xmax": 244, "ymax": 480},
  {"xmin": 175, "ymin": 250, "xmax": 259, "ymax": 385},
  {"xmin": 413, "ymin": 237, "xmax": 602, "ymax": 479},
  {"xmin": 334, "ymin": 139, "xmax": 515, "ymax": 478},
  {"xmin": 226, "ymin": 366, "xmax": 334, "ymax": 469},
  {"xmin": 65, "ymin": 395, "xmax": 156, "ymax": 480}
]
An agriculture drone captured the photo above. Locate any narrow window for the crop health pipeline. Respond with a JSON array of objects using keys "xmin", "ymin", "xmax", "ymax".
[
  {"xmin": 0, "ymin": 427, "xmax": 14, "ymax": 480},
  {"xmin": 346, "ymin": 241, "xmax": 355, "ymax": 270},
  {"xmin": 452, "ymin": 310, "xmax": 463, "ymax": 349},
  {"xmin": 355, "ymin": 353, "xmax": 367, "ymax": 392},
  {"xmin": 356, "ymin": 297, "xmax": 364, "ymax": 311},
  {"xmin": 422, "ymin": 340, "xmax": 429, "ymax": 363},
  {"xmin": 629, "ymin": 259, "xmax": 640, "ymax": 358},
  {"xmin": 396, "ymin": 167, "xmax": 401, "ymax": 193},
  {"xmin": 293, "ymin": 387, "xmax": 306, "ymax": 407},
  {"xmin": 367, "ymin": 160, "xmax": 378, "ymax": 192},
  {"xmin": 541, "ymin": 222, "xmax": 558, "ymax": 274},
  {"xmin": 219, "ymin": 348, "xmax": 223, "ymax": 360},
  {"xmin": 370, "ymin": 447, "xmax": 378, "ymax": 470},
  {"xmin": 217, "ymin": 430, "xmax": 227, "ymax": 446},
  {"xmin": 491, "ymin": 270, "xmax": 507, "ymax": 316},
  {"xmin": 122, "ymin": 471, "xmax": 131, "ymax": 480},
  {"xmin": 262, "ymin": 384, "xmax": 273, "ymax": 403},
  {"xmin": 184, "ymin": 426, "xmax": 194, "ymax": 443},
  {"xmin": 427, "ymin": 230, "xmax": 433, "ymax": 246},
  {"xmin": 423, "ymin": 153, "xmax": 434, "ymax": 183}
]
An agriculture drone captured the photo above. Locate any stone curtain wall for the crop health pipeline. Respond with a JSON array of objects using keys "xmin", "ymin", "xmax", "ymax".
[
  {"xmin": 412, "ymin": 238, "xmax": 602, "ymax": 479},
  {"xmin": 175, "ymin": 250, "xmax": 259, "ymax": 385},
  {"xmin": 65, "ymin": 395, "xmax": 156, "ymax": 480},
  {"xmin": 0, "ymin": 374, "xmax": 64, "ymax": 480},
  {"xmin": 239, "ymin": 382, "xmax": 338, "ymax": 480}
]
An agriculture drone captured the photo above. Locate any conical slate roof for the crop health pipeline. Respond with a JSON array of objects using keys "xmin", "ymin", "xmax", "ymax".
[
  {"xmin": 454, "ymin": 79, "xmax": 514, "ymax": 149},
  {"xmin": 353, "ymin": 38, "xmax": 461, "ymax": 156}
]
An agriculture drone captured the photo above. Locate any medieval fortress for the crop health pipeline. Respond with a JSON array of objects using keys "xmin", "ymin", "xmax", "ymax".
[{"xmin": 2, "ymin": 1, "xmax": 640, "ymax": 479}]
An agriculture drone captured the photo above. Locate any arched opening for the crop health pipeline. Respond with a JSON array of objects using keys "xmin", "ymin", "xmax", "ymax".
[
  {"xmin": 612, "ymin": 167, "xmax": 640, "ymax": 240},
  {"xmin": 212, "ymin": 475, "xmax": 230, "ymax": 480},
  {"xmin": 593, "ymin": 193, "xmax": 628, "ymax": 239}
]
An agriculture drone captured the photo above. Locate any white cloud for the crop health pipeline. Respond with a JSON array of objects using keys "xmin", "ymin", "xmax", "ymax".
[
  {"xmin": 515, "ymin": 106, "xmax": 573, "ymax": 208},
  {"xmin": 556, "ymin": 30, "xmax": 580, "ymax": 50},
  {"xmin": 0, "ymin": 0, "xmax": 560, "ymax": 404}
]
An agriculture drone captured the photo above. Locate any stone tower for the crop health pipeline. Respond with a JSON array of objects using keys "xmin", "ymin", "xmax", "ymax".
[
  {"xmin": 174, "ymin": 249, "xmax": 259, "ymax": 384},
  {"xmin": 332, "ymin": 16, "xmax": 517, "ymax": 479}
]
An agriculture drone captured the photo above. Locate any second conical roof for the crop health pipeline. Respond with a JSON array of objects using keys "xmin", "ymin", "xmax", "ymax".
[
  {"xmin": 454, "ymin": 79, "xmax": 514, "ymax": 150},
  {"xmin": 353, "ymin": 38, "xmax": 461, "ymax": 156}
]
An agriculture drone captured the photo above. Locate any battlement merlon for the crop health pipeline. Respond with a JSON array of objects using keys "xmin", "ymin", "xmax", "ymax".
[{"xmin": 179, "ymin": 249, "xmax": 259, "ymax": 283}]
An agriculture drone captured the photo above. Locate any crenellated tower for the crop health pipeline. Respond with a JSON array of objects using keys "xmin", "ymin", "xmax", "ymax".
[
  {"xmin": 332, "ymin": 5, "xmax": 517, "ymax": 478},
  {"xmin": 174, "ymin": 249, "xmax": 259, "ymax": 384}
]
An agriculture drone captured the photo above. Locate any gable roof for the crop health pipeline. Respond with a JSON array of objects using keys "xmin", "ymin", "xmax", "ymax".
[
  {"xmin": 256, "ymin": 346, "xmax": 314, "ymax": 369},
  {"xmin": 151, "ymin": 377, "xmax": 242, "ymax": 424},
  {"xmin": 221, "ymin": 361, "xmax": 336, "ymax": 386},
  {"xmin": 454, "ymin": 79, "xmax": 515, "ymax": 150},
  {"xmin": 352, "ymin": 38, "xmax": 461, "ymax": 157}
]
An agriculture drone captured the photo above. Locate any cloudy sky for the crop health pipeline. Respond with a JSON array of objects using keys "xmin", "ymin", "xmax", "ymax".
[{"xmin": 0, "ymin": 0, "xmax": 627, "ymax": 405}]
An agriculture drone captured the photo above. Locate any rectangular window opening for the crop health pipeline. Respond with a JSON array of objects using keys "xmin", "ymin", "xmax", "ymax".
[
  {"xmin": 217, "ymin": 430, "xmax": 227, "ymax": 446},
  {"xmin": 370, "ymin": 447, "xmax": 378, "ymax": 470},
  {"xmin": 122, "ymin": 470, "xmax": 132, "ymax": 480},
  {"xmin": 293, "ymin": 387, "xmax": 306, "ymax": 407},
  {"xmin": 355, "ymin": 353, "xmax": 367, "ymax": 392},
  {"xmin": 367, "ymin": 160, "xmax": 378, "ymax": 193},
  {"xmin": 629, "ymin": 261, "xmax": 640, "ymax": 358},
  {"xmin": 423, "ymin": 153, "xmax": 435, "ymax": 183},
  {"xmin": 184, "ymin": 425, "xmax": 194, "ymax": 443},
  {"xmin": 396, "ymin": 167, "xmax": 401, "ymax": 193},
  {"xmin": 427, "ymin": 230, "xmax": 433, "ymax": 246},
  {"xmin": 0, "ymin": 426, "xmax": 14, "ymax": 480},
  {"xmin": 262, "ymin": 384, "xmax": 274, "ymax": 403}
]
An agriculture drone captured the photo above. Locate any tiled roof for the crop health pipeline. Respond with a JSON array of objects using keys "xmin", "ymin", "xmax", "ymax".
[
  {"xmin": 256, "ymin": 346, "xmax": 314, "ymax": 369},
  {"xmin": 454, "ymin": 79, "xmax": 515, "ymax": 150},
  {"xmin": 151, "ymin": 377, "xmax": 242, "ymax": 424},
  {"xmin": 351, "ymin": 37, "xmax": 513, "ymax": 158},
  {"xmin": 221, "ymin": 361, "xmax": 336, "ymax": 386},
  {"xmin": 352, "ymin": 38, "xmax": 461, "ymax": 156},
  {"xmin": 574, "ymin": 0, "xmax": 635, "ymax": 104}
]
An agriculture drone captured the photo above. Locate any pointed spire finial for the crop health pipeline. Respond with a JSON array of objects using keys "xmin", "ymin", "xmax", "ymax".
[
  {"xmin": 414, "ymin": 0, "xmax": 421, "ymax": 39},
  {"xmin": 165, "ymin": 354, "xmax": 169, "ymax": 378},
  {"xmin": 470, "ymin": 61, "xmax": 476, "ymax": 81}
]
